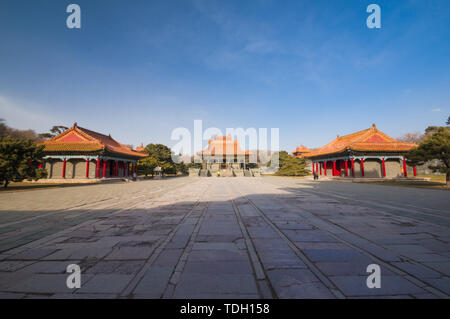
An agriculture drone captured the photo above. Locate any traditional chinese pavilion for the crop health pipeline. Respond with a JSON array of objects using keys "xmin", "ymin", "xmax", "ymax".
[
  {"xmin": 306, "ymin": 124, "xmax": 418, "ymax": 178},
  {"xmin": 198, "ymin": 134, "xmax": 250, "ymax": 173},
  {"xmin": 38, "ymin": 123, "xmax": 147, "ymax": 179},
  {"xmin": 292, "ymin": 145, "xmax": 312, "ymax": 158}
]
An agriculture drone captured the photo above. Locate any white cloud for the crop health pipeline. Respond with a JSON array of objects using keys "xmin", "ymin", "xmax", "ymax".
[
  {"xmin": 0, "ymin": 95, "xmax": 63, "ymax": 132},
  {"xmin": 432, "ymin": 108, "xmax": 441, "ymax": 112},
  {"xmin": 244, "ymin": 40, "xmax": 280, "ymax": 54},
  {"xmin": 403, "ymin": 89, "xmax": 413, "ymax": 94}
]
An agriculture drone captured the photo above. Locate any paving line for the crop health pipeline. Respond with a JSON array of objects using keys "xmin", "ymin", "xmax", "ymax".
[
  {"xmin": 161, "ymin": 202, "xmax": 210, "ymax": 298},
  {"xmin": 233, "ymin": 180, "xmax": 345, "ymax": 299},
  {"xmin": 225, "ymin": 182, "xmax": 276, "ymax": 299},
  {"xmin": 120, "ymin": 181, "xmax": 211, "ymax": 298},
  {"xmin": 1, "ymin": 180, "xmax": 196, "ymax": 256},
  {"xmin": 0, "ymin": 187, "xmax": 164, "ymax": 229},
  {"xmin": 246, "ymin": 180, "xmax": 449, "ymax": 298},
  {"xmin": 298, "ymin": 187, "xmax": 450, "ymax": 225}
]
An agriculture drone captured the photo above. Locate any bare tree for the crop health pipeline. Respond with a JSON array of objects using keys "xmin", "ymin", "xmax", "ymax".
[
  {"xmin": 0, "ymin": 119, "xmax": 40, "ymax": 141},
  {"xmin": 397, "ymin": 132, "xmax": 424, "ymax": 144}
]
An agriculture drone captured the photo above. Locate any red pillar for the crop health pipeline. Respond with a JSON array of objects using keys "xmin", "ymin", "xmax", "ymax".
[
  {"xmin": 413, "ymin": 166, "xmax": 417, "ymax": 177},
  {"xmin": 382, "ymin": 158, "xmax": 386, "ymax": 177},
  {"xmin": 86, "ymin": 158, "xmax": 90, "ymax": 178},
  {"xmin": 316, "ymin": 162, "xmax": 319, "ymax": 173},
  {"xmin": 96, "ymin": 157, "xmax": 100, "ymax": 178},
  {"xmin": 103, "ymin": 160, "xmax": 107, "ymax": 178},
  {"xmin": 403, "ymin": 158, "xmax": 408, "ymax": 177},
  {"xmin": 324, "ymin": 162, "xmax": 327, "ymax": 176},
  {"xmin": 312, "ymin": 161, "xmax": 315, "ymax": 175},
  {"xmin": 332, "ymin": 160, "xmax": 336, "ymax": 176},
  {"xmin": 62, "ymin": 158, "xmax": 66, "ymax": 178},
  {"xmin": 361, "ymin": 158, "xmax": 365, "ymax": 177},
  {"xmin": 344, "ymin": 160, "xmax": 348, "ymax": 176},
  {"xmin": 351, "ymin": 158, "xmax": 355, "ymax": 177}
]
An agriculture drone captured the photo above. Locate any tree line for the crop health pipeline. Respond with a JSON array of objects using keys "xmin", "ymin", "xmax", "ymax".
[
  {"xmin": 0, "ymin": 120, "xmax": 48, "ymax": 187},
  {"xmin": 136, "ymin": 143, "xmax": 188, "ymax": 177},
  {"xmin": 405, "ymin": 116, "xmax": 450, "ymax": 185},
  {"xmin": 1, "ymin": 116, "xmax": 449, "ymax": 185}
]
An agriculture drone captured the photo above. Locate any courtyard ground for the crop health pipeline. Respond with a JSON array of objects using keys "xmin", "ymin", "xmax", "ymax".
[{"xmin": 0, "ymin": 176, "xmax": 448, "ymax": 299}]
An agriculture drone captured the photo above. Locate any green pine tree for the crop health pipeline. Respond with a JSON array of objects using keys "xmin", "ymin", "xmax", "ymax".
[
  {"xmin": 275, "ymin": 151, "xmax": 310, "ymax": 176},
  {"xmin": 0, "ymin": 136, "xmax": 47, "ymax": 187},
  {"xmin": 406, "ymin": 127, "xmax": 450, "ymax": 185}
]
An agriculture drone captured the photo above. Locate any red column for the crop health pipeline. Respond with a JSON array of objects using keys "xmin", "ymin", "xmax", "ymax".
[
  {"xmin": 413, "ymin": 166, "xmax": 417, "ymax": 177},
  {"xmin": 345, "ymin": 160, "xmax": 348, "ymax": 176},
  {"xmin": 62, "ymin": 158, "xmax": 66, "ymax": 178},
  {"xmin": 351, "ymin": 158, "xmax": 355, "ymax": 177},
  {"xmin": 86, "ymin": 158, "xmax": 90, "ymax": 178},
  {"xmin": 332, "ymin": 160, "xmax": 336, "ymax": 176},
  {"xmin": 316, "ymin": 162, "xmax": 319, "ymax": 173},
  {"xmin": 382, "ymin": 158, "xmax": 386, "ymax": 177},
  {"xmin": 324, "ymin": 162, "xmax": 327, "ymax": 176},
  {"xmin": 312, "ymin": 162, "xmax": 315, "ymax": 175},
  {"xmin": 403, "ymin": 158, "xmax": 408, "ymax": 177},
  {"xmin": 96, "ymin": 157, "xmax": 100, "ymax": 178},
  {"xmin": 103, "ymin": 160, "xmax": 107, "ymax": 178},
  {"xmin": 361, "ymin": 158, "xmax": 365, "ymax": 177}
]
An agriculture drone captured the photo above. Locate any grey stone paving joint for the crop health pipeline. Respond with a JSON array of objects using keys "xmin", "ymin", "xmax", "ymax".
[{"xmin": 0, "ymin": 177, "xmax": 448, "ymax": 299}]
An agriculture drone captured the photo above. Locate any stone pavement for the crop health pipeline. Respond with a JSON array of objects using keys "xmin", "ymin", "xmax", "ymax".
[{"xmin": 0, "ymin": 177, "xmax": 448, "ymax": 298}]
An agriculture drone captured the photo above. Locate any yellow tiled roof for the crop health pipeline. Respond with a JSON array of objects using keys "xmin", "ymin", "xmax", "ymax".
[
  {"xmin": 198, "ymin": 134, "xmax": 249, "ymax": 156},
  {"xmin": 306, "ymin": 124, "xmax": 417, "ymax": 158},
  {"xmin": 38, "ymin": 123, "xmax": 147, "ymax": 158}
]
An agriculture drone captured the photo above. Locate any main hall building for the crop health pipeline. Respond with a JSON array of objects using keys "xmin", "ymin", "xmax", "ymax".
[
  {"xmin": 304, "ymin": 124, "xmax": 418, "ymax": 178},
  {"xmin": 38, "ymin": 123, "xmax": 147, "ymax": 179}
]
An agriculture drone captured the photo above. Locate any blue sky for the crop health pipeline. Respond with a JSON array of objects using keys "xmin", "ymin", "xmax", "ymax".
[{"xmin": 0, "ymin": 0, "xmax": 449, "ymax": 153}]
